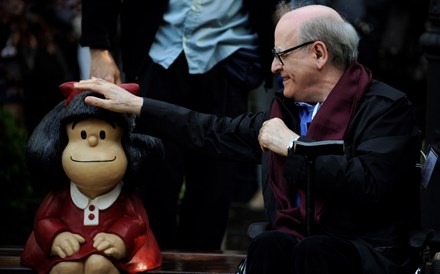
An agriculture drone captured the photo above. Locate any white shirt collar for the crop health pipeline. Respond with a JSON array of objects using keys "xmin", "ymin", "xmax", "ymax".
[{"xmin": 70, "ymin": 181, "xmax": 123, "ymax": 210}]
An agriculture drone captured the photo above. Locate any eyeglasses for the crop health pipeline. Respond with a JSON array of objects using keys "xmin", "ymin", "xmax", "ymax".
[{"xmin": 272, "ymin": 41, "xmax": 316, "ymax": 66}]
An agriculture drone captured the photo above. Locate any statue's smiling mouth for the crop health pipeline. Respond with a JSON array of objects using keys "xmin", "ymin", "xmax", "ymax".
[{"xmin": 70, "ymin": 156, "xmax": 117, "ymax": 163}]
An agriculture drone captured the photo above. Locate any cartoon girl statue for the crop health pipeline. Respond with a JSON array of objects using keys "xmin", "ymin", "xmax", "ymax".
[{"xmin": 21, "ymin": 82, "xmax": 162, "ymax": 274}]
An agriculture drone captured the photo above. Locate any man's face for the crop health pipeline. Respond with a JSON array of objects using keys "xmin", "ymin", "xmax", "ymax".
[
  {"xmin": 62, "ymin": 118, "xmax": 127, "ymax": 197},
  {"xmin": 271, "ymin": 21, "xmax": 317, "ymax": 102}
]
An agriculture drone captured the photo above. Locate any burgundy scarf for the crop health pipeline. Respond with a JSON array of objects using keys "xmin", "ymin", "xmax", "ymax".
[{"xmin": 268, "ymin": 62, "xmax": 372, "ymax": 238}]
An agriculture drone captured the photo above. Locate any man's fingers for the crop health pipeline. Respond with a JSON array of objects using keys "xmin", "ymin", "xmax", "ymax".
[{"xmin": 84, "ymin": 95, "xmax": 105, "ymax": 108}]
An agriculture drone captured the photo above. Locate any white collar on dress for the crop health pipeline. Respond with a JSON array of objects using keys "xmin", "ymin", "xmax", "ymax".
[{"xmin": 70, "ymin": 181, "xmax": 123, "ymax": 210}]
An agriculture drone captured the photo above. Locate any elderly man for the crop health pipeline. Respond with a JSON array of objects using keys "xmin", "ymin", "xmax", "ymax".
[{"xmin": 75, "ymin": 4, "xmax": 421, "ymax": 274}]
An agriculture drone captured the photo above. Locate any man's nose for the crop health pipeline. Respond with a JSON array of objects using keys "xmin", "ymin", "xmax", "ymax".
[{"xmin": 271, "ymin": 58, "xmax": 282, "ymax": 73}]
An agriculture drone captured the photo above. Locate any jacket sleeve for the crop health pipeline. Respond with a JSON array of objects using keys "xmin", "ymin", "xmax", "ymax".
[
  {"xmin": 312, "ymin": 92, "xmax": 420, "ymax": 208},
  {"xmin": 135, "ymin": 97, "xmax": 265, "ymax": 162}
]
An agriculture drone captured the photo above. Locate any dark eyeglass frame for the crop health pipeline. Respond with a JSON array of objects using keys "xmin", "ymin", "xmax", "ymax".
[{"xmin": 272, "ymin": 41, "xmax": 316, "ymax": 65}]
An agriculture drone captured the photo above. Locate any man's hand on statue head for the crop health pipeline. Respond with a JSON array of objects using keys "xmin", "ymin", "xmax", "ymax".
[{"xmin": 75, "ymin": 78, "xmax": 143, "ymax": 115}]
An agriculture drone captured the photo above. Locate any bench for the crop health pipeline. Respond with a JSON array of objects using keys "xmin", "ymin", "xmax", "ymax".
[{"xmin": 0, "ymin": 247, "xmax": 246, "ymax": 274}]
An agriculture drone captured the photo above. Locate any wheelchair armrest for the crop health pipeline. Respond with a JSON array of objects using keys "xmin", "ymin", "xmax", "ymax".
[
  {"xmin": 409, "ymin": 228, "xmax": 435, "ymax": 249},
  {"xmin": 429, "ymin": 231, "xmax": 440, "ymax": 247}
]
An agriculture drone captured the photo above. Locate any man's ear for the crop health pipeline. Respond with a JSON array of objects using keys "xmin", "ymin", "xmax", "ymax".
[{"xmin": 313, "ymin": 41, "xmax": 328, "ymax": 70}]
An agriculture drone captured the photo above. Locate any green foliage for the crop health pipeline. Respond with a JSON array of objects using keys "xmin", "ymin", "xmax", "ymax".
[{"xmin": 0, "ymin": 107, "xmax": 32, "ymax": 210}]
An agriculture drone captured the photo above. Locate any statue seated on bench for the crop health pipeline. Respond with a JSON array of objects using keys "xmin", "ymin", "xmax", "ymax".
[{"xmin": 20, "ymin": 82, "xmax": 163, "ymax": 274}]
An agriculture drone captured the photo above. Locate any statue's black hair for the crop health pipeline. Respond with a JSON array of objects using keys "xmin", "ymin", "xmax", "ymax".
[{"xmin": 26, "ymin": 91, "xmax": 163, "ymax": 192}]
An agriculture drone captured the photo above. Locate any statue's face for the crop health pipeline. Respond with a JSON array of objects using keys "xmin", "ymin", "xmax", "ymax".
[{"xmin": 62, "ymin": 118, "xmax": 127, "ymax": 198}]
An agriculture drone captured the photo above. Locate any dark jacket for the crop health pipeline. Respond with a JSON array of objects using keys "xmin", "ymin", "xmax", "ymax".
[
  {"xmin": 80, "ymin": 0, "xmax": 278, "ymax": 84},
  {"xmin": 135, "ymin": 80, "xmax": 420, "ymax": 253}
]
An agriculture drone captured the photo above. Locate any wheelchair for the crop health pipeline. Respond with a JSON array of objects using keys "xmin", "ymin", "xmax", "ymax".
[
  {"xmin": 236, "ymin": 144, "xmax": 440, "ymax": 274},
  {"xmin": 411, "ymin": 145, "xmax": 440, "ymax": 274}
]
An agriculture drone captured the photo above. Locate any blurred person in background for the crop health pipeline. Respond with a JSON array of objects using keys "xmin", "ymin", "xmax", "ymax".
[{"xmin": 80, "ymin": 0, "xmax": 280, "ymax": 251}]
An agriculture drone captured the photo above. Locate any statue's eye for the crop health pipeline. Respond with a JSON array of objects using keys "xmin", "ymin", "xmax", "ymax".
[
  {"xmin": 81, "ymin": 130, "xmax": 87, "ymax": 139},
  {"xmin": 100, "ymin": 130, "xmax": 106, "ymax": 140}
]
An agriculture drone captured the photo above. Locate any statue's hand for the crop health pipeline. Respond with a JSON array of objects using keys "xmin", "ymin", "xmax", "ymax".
[
  {"xmin": 93, "ymin": 232, "xmax": 127, "ymax": 260},
  {"xmin": 51, "ymin": 232, "xmax": 85, "ymax": 258}
]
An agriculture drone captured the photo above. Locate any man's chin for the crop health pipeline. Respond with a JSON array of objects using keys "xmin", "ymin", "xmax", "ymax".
[{"xmin": 282, "ymin": 89, "xmax": 295, "ymax": 99}]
